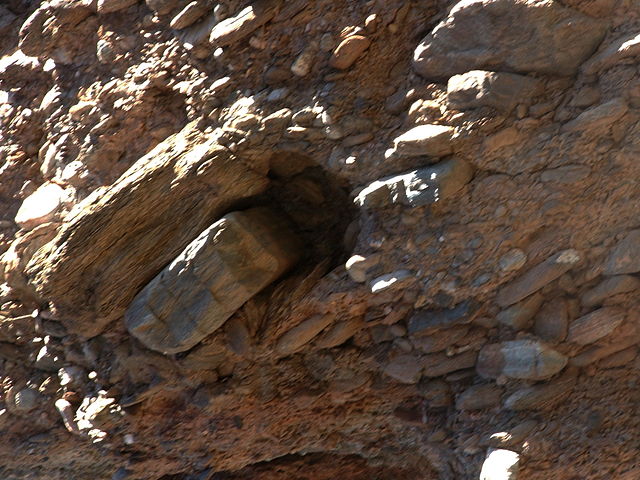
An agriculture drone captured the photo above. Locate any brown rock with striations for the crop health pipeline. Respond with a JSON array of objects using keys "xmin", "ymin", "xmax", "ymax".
[
  {"xmin": 26, "ymin": 123, "xmax": 270, "ymax": 338},
  {"xmin": 126, "ymin": 208, "xmax": 302, "ymax": 354},
  {"xmin": 603, "ymin": 230, "xmax": 640, "ymax": 275},
  {"xmin": 581, "ymin": 275, "xmax": 640, "ymax": 307},
  {"xmin": 566, "ymin": 307, "xmax": 625, "ymax": 345},
  {"xmin": 504, "ymin": 369, "xmax": 577, "ymax": 411},
  {"xmin": 495, "ymin": 250, "xmax": 581, "ymax": 307}
]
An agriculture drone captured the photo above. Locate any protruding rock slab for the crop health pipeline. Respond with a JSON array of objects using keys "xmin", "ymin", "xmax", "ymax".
[
  {"xmin": 447, "ymin": 70, "xmax": 541, "ymax": 113},
  {"xmin": 390, "ymin": 124, "xmax": 455, "ymax": 158},
  {"xmin": 354, "ymin": 158, "xmax": 473, "ymax": 209},
  {"xmin": 126, "ymin": 208, "xmax": 301, "ymax": 354},
  {"xmin": 477, "ymin": 340, "xmax": 567, "ymax": 380},
  {"xmin": 413, "ymin": 0, "xmax": 607, "ymax": 79},
  {"xmin": 26, "ymin": 123, "xmax": 270, "ymax": 337},
  {"xmin": 604, "ymin": 230, "xmax": 640, "ymax": 275},
  {"xmin": 496, "ymin": 249, "xmax": 581, "ymax": 307},
  {"xmin": 209, "ymin": 0, "xmax": 282, "ymax": 47},
  {"xmin": 567, "ymin": 307, "xmax": 625, "ymax": 345}
]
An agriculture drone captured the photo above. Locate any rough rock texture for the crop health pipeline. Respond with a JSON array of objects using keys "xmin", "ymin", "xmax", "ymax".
[
  {"xmin": 25, "ymin": 125, "xmax": 270, "ymax": 338},
  {"xmin": 2, "ymin": 0, "xmax": 640, "ymax": 479},
  {"xmin": 413, "ymin": 0, "xmax": 608, "ymax": 79},
  {"xmin": 126, "ymin": 208, "xmax": 302, "ymax": 354}
]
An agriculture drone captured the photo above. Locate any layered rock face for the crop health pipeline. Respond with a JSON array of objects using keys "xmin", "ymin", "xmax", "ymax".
[{"xmin": 2, "ymin": 0, "xmax": 640, "ymax": 479}]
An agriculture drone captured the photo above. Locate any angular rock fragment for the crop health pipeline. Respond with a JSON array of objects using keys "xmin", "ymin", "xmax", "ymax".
[
  {"xmin": 496, "ymin": 293, "xmax": 543, "ymax": 330},
  {"xmin": 581, "ymin": 275, "xmax": 640, "ymax": 307},
  {"xmin": 603, "ymin": 230, "xmax": 640, "ymax": 275},
  {"xmin": 408, "ymin": 301, "xmax": 474, "ymax": 336},
  {"xmin": 447, "ymin": 71, "xmax": 541, "ymax": 113},
  {"xmin": 582, "ymin": 32, "xmax": 640, "ymax": 75},
  {"xmin": 422, "ymin": 350, "xmax": 477, "ymax": 377},
  {"xmin": 561, "ymin": 98, "xmax": 628, "ymax": 134},
  {"xmin": 566, "ymin": 307, "xmax": 625, "ymax": 345},
  {"xmin": 570, "ymin": 323, "xmax": 640, "ymax": 367},
  {"xmin": 411, "ymin": 326, "xmax": 469, "ymax": 354},
  {"xmin": 495, "ymin": 250, "xmax": 581, "ymax": 307},
  {"xmin": 383, "ymin": 354, "xmax": 423, "ymax": 384},
  {"xmin": 504, "ymin": 370, "xmax": 576, "ymax": 411},
  {"xmin": 209, "ymin": 0, "xmax": 281, "ymax": 47},
  {"xmin": 97, "ymin": 0, "xmax": 139, "ymax": 14},
  {"xmin": 456, "ymin": 384, "xmax": 502, "ymax": 411},
  {"xmin": 354, "ymin": 158, "xmax": 473, "ymax": 209},
  {"xmin": 391, "ymin": 124, "xmax": 455, "ymax": 158},
  {"xmin": 170, "ymin": 1, "xmax": 209, "ymax": 30},
  {"xmin": 275, "ymin": 314, "xmax": 334, "ymax": 357},
  {"xmin": 26, "ymin": 124, "xmax": 270, "ymax": 337},
  {"xmin": 413, "ymin": 0, "xmax": 607, "ymax": 79},
  {"xmin": 126, "ymin": 208, "xmax": 301, "ymax": 354},
  {"xmin": 329, "ymin": 35, "xmax": 371, "ymax": 70},
  {"xmin": 533, "ymin": 297, "xmax": 569, "ymax": 343},
  {"xmin": 477, "ymin": 340, "xmax": 567, "ymax": 380}
]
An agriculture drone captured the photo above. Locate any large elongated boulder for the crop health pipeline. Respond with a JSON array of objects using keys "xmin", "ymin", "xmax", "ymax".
[
  {"xmin": 26, "ymin": 124, "xmax": 270, "ymax": 337},
  {"xmin": 413, "ymin": 0, "xmax": 607, "ymax": 79},
  {"xmin": 126, "ymin": 208, "xmax": 302, "ymax": 354}
]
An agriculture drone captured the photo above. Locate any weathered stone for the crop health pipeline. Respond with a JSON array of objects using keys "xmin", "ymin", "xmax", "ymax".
[
  {"xmin": 354, "ymin": 158, "xmax": 474, "ymax": 209},
  {"xmin": 479, "ymin": 448, "xmax": 520, "ymax": 480},
  {"xmin": 498, "ymin": 249, "xmax": 527, "ymax": 273},
  {"xmin": 411, "ymin": 325, "xmax": 469, "ymax": 354},
  {"xmin": 391, "ymin": 124, "xmax": 455, "ymax": 158},
  {"xmin": 533, "ymin": 297, "xmax": 569, "ymax": 343},
  {"xmin": 413, "ymin": 0, "xmax": 607, "ymax": 79},
  {"xmin": 329, "ymin": 35, "xmax": 371, "ymax": 70},
  {"xmin": 97, "ymin": 0, "xmax": 139, "ymax": 14},
  {"xmin": 13, "ymin": 387, "xmax": 40, "ymax": 412},
  {"xmin": 456, "ymin": 384, "xmax": 502, "ymax": 411},
  {"xmin": 15, "ymin": 183, "xmax": 65, "ymax": 230},
  {"xmin": 27, "ymin": 124, "xmax": 270, "ymax": 337},
  {"xmin": 504, "ymin": 370, "xmax": 576, "ymax": 411},
  {"xmin": 170, "ymin": 1, "xmax": 209, "ymax": 30},
  {"xmin": 314, "ymin": 319, "xmax": 363, "ymax": 349},
  {"xmin": 581, "ymin": 275, "xmax": 640, "ymax": 307},
  {"xmin": 495, "ymin": 250, "xmax": 581, "ymax": 307},
  {"xmin": 496, "ymin": 293, "xmax": 543, "ymax": 330},
  {"xmin": 603, "ymin": 230, "xmax": 640, "ymax": 275},
  {"xmin": 599, "ymin": 346, "xmax": 637, "ymax": 368},
  {"xmin": 570, "ymin": 323, "xmax": 640, "ymax": 367},
  {"xmin": 561, "ymin": 98, "xmax": 628, "ymax": 133},
  {"xmin": 276, "ymin": 314, "xmax": 334, "ymax": 357},
  {"xmin": 566, "ymin": 307, "xmax": 625, "ymax": 345},
  {"xmin": 209, "ymin": 0, "xmax": 281, "ymax": 47},
  {"xmin": 477, "ymin": 340, "xmax": 567, "ymax": 380},
  {"xmin": 417, "ymin": 379, "xmax": 452, "ymax": 407},
  {"xmin": 447, "ymin": 71, "xmax": 541, "ymax": 113},
  {"xmin": 345, "ymin": 254, "xmax": 378, "ymax": 283},
  {"xmin": 582, "ymin": 32, "xmax": 640, "ymax": 75},
  {"xmin": 422, "ymin": 350, "xmax": 477, "ymax": 377},
  {"xmin": 145, "ymin": 0, "xmax": 178, "ymax": 15},
  {"xmin": 408, "ymin": 301, "xmax": 474, "ymax": 336},
  {"xmin": 383, "ymin": 354, "xmax": 423, "ymax": 384},
  {"xmin": 126, "ymin": 208, "xmax": 301, "ymax": 354}
]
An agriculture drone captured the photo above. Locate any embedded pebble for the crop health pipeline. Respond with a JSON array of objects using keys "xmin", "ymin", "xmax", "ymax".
[{"xmin": 329, "ymin": 35, "xmax": 371, "ymax": 70}]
